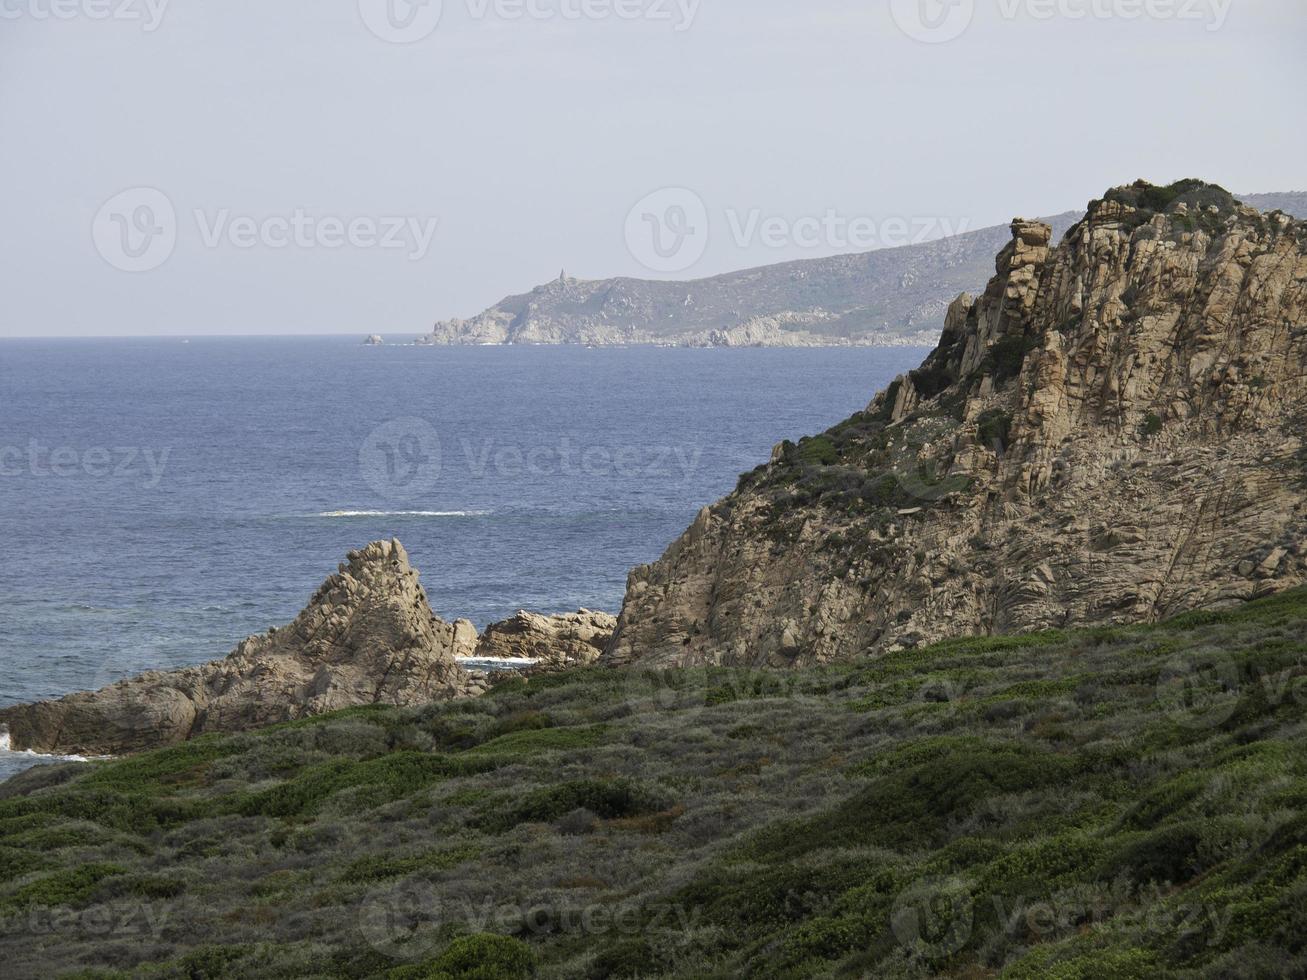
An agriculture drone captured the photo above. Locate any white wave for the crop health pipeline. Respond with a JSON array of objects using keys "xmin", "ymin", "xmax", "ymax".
[
  {"xmin": 315, "ymin": 510, "xmax": 492, "ymax": 519},
  {"xmin": 0, "ymin": 729, "xmax": 99, "ymax": 764},
  {"xmin": 458, "ymin": 656, "xmax": 538, "ymax": 669}
]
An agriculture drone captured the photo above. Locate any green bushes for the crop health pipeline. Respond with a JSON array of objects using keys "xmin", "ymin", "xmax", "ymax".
[
  {"xmin": 341, "ymin": 844, "xmax": 481, "ymax": 883},
  {"xmin": 5, "ymin": 587, "xmax": 1307, "ymax": 976},
  {"xmin": 0, "ymin": 862, "xmax": 126, "ymax": 911},
  {"xmin": 230, "ymin": 751, "xmax": 497, "ymax": 819},
  {"xmin": 977, "ymin": 408, "xmax": 1013, "ymax": 450},
  {"xmin": 796, "ymin": 435, "xmax": 839, "ymax": 467},
  {"xmin": 477, "ymin": 778, "xmax": 670, "ymax": 832},
  {"xmin": 985, "ymin": 332, "xmax": 1038, "ymax": 383},
  {"xmin": 910, "ymin": 362, "xmax": 954, "ymax": 399},
  {"xmin": 398, "ymin": 935, "xmax": 536, "ymax": 980}
]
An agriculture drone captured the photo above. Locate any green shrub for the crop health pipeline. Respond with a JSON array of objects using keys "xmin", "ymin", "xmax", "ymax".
[
  {"xmin": 977, "ymin": 409, "xmax": 1013, "ymax": 450},
  {"xmin": 985, "ymin": 333, "xmax": 1037, "ymax": 383},
  {"xmin": 797, "ymin": 435, "xmax": 839, "ymax": 467},
  {"xmin": 403, "ymin": 934, "xmax": 537, "ymax": 980},
  {"xmin": 1140, "ymin": 413, "xmax": 1163, "ymax": 437},
  {"xmin": 479, "ymin": 778, "xmax": 670, "ymax": 832},
  {"xmin": 0, "ymin": 862, "xmax": 126, "ymax": 911}
]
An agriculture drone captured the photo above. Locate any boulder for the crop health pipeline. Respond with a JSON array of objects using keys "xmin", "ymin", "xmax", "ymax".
[{"xmin": 475, "ymin": 609, "xmax": 617, "ymax": 671}]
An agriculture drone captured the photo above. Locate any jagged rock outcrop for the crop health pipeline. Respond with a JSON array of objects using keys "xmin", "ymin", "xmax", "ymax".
[
  {"xmin": 0, "ymin": 541, "xmax": 476, "ymax": 756},
  {"xmin": 474, "ymin": 609, "xmax": 617, "ymax": 671},
  {"xmin": 605, "ymin": 181, "xmax": 1307, "ymax": 668}
]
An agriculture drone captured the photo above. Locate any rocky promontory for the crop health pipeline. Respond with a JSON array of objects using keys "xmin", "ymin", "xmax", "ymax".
[
  {"xmin": 605, "ymin": 180, "xmax": 1307, "ymax": 668},
  {"xmin": 0, "ymin": 541, "xmax": 477, "ymax": 757}
]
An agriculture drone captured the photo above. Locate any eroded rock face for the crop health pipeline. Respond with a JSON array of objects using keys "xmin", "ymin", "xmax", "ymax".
[
  {"xmin": 0, "ymin": 540, "xmax": 474, "ymax": 756},
  {"xmin": 605, "ymin": 181, "xmax": 1307, "ymax": 668},
  {"xmin": 475, "ymin": 609, "xmax": 617, "ymax": 670}
]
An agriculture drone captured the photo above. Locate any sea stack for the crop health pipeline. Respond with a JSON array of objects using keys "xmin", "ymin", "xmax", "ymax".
[{"xmin": 0, "ymin": 540, "xmax": 474, "ymax": 757}]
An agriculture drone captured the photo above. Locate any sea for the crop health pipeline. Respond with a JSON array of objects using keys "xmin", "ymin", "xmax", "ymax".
[{"xmin": 0, "ymin": 337, "xmax": 928, "ymax": 780}]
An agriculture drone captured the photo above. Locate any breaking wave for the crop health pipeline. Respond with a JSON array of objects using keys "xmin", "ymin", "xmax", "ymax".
[
  {"xmin": 314, "ymin": 510, "xmax": 493, "ymax": 519},
  {"xmin": 0, "ymin": 728, "xmax": 98, "ymax": 765}
]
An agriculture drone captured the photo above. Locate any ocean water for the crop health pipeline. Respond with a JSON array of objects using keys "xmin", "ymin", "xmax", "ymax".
[{"xmin": 0, "ymin": 337, "xmax": 928, "ymax": 779}]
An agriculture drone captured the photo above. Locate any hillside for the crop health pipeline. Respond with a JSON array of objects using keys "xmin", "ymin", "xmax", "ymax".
[
  {"xmin": 606, "ymin": 180, "xmax": 1307, "ymax": 668},
  {"xmin": 421, "ymin": 191, "xmax": 1304, "ymax": 348},
  {"xmin": 1, "ymin": 588, "xmax": 1305, "ymax": 977}
]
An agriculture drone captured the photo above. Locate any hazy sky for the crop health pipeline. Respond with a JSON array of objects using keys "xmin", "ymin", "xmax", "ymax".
[{"xmin": 2, "ymin": 0, "xmax": 1304, "ymax": 337}]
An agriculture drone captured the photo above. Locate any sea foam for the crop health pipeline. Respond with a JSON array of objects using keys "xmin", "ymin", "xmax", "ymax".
[{"xmin": 315, "ymin": 510, "xmax": 492, "ymax": 518}]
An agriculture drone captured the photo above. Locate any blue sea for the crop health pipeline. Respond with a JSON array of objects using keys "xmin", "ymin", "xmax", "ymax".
[{"xmin": 0, "ymin": 337, "xmax": 927, "ymax": 779}]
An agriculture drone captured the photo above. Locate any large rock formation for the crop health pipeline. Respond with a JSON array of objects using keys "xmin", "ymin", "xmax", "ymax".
[
  {"xmin": 605, "ymin": 181, "xmax": 1307, "ymax": 668},
  {"xmin": 0, "ymin": 541, "xmax": 476, "ymax": 756},
  {"xmin": 474, "ymin": 609, "xmax": 617, "ymax": 671}
]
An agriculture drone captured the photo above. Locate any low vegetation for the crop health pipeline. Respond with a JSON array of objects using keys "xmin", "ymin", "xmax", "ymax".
[{"xmin": 3, "ymin": 589, "xmax": 1307, "ymax": 977}]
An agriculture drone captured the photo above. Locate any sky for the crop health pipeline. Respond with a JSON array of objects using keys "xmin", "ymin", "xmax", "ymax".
[{"xmin": 1, "ymin": 0, "xmax": 1304, "ymax": 337}]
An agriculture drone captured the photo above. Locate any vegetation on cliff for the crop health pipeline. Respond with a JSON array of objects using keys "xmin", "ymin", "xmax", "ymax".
[
  {"xmin": 605, "ymin": 181, "xmax": 1307, "ymax": 669},
  {"xmin": 3, "ymin": 588, "xmax": 1306, "ymax": 977}
]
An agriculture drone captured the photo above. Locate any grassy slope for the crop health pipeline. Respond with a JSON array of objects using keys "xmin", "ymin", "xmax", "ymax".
[{"xmin": 1, "ymin": 590, "xmax": 1306, "ymax": 979}]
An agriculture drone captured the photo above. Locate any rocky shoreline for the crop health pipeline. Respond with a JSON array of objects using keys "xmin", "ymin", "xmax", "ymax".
[
  {"xmin": 5, "ymin": 180, "xmax": 1306, "ymax": 764},
  {"xmin": 0, "ymin": 541, "xmax": 614, "ymax": 759}
]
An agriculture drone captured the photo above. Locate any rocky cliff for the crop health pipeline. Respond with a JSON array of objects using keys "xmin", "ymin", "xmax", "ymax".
[
  {"xmin": 0, "ymin": 541, "xmax": 479, "ymax": 756},
  {"xmin": 605, "ymin": 180, "xmax": 1307, "ymax": 667}
]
